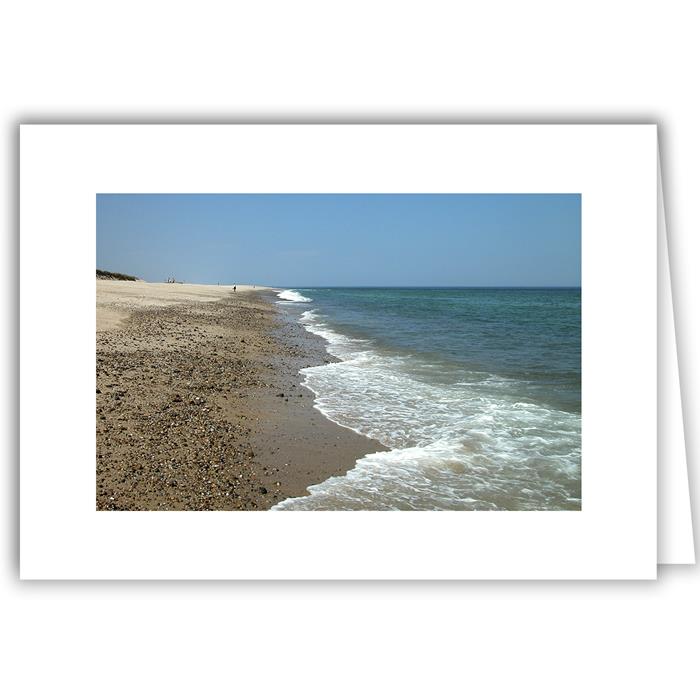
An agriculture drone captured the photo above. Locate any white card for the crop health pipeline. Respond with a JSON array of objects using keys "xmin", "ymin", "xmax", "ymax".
[{"xmin": 20, "ymin": 124, "xmax": 665, "ymax": 579}]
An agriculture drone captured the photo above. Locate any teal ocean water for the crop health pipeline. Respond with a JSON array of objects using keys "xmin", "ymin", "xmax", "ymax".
[{"xmin": 273, "ymin": 287, "xmax": 581, "ymax": 511}]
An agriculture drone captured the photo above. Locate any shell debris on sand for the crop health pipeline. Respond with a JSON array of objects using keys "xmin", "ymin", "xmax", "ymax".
[{"xmin": 96, "ymin": 285, "xmax": 384, "ymax": 511}]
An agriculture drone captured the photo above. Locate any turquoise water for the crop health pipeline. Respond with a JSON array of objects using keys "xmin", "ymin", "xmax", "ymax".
[{"xmin": 274, "ymin": 287, "xmax": 581, "ymax": 511}]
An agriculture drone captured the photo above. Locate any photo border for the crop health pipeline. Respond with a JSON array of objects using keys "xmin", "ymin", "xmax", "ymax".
[{"xmin": 20, "ymin": 124, "xmax": 657, "ymax": 579}]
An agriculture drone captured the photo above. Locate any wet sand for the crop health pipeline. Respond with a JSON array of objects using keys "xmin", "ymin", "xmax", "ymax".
[{"xmin": 96, "ymin": 281, "xmax": 385, "ymax": 510}]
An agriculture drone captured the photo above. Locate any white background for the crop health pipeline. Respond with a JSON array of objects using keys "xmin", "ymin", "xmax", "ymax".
[{"xmin": 2, "ymin": 1, "xmax": 698, "ymax": 698}]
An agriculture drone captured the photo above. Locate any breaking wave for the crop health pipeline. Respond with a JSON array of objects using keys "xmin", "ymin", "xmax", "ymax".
[
  {"xmin": 273, "ymin": 309, "xmax": 581, "ymax": 511},
  {"xmin": 277, "ymin": 289, "xmax": 312, "ymax": 303}
]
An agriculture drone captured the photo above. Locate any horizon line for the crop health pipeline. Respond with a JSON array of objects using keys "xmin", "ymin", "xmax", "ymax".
[{"xmin": 265, "ymin": 284, "xmax": 582, "ymax": 289}]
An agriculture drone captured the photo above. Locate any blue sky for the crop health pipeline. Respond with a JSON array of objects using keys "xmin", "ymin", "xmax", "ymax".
[{"xmin": 96, "ymin": 193, "xmax": 581, "ymax": 287}]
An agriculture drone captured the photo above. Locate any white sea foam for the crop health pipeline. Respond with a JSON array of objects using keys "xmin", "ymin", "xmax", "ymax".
[
  {"xmin": 273, "ymin": 309, "xmax": 581, "ymax": 511},
  {"xmin": 277, "ymin": 289, "xmax": 312, "ymax": 303}
]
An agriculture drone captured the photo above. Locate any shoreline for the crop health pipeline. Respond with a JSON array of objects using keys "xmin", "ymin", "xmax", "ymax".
[{"xmin": 96, "ymin": 281, "xmax": 384, "ymax": 510}]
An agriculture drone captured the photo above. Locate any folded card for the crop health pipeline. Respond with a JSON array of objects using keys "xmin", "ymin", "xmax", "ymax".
[{"xmin": 19, "ymin": 124, "xmax": 687, "ymax": 579}]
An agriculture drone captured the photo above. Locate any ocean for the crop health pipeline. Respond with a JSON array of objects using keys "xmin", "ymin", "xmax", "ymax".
[{"xmin": 273, "ymin": 287, "xmax": 581, "ymax": 511}]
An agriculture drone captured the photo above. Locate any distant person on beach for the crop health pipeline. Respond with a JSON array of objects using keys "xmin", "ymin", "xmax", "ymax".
[{"xmin": 233, "ymin": 285, "xmax": 237, "ymax": 292}]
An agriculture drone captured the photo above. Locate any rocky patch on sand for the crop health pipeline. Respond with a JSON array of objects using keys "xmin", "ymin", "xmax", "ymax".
[
  {"xmin": 96, "ymin": 291, "xmax": 384, "ymax": 510},
  {"xmin": 97, "ymin": 295, "xmax": 289, "ymax": 510}
]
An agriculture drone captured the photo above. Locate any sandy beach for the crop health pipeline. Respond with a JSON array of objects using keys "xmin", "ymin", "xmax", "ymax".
[
  {"xmin": 96, "ymin": 280, "xmax": 385, "ymax": 510},
  {"xmin": 96, "ymin": 280, "xmax": 260, "ymax": 331}
]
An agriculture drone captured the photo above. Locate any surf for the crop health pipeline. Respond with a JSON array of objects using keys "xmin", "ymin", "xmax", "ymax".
[
  {"xmin": 274, "ymin": 300, "xmax": 581, "ymax": 511},
  {"xmin": 277, "ymin": 289, "xmax": 312, "ymax": 303}
]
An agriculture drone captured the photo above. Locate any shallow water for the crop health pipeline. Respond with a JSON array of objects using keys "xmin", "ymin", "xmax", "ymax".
[{"xmin": 273, "ymin": 287, "xmax": 581, "ymax": 511}]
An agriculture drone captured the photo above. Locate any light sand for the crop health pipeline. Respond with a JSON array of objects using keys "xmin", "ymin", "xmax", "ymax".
[{"xmin": 96, "ymin": 280, "xmax": 269, "ymax": 331}]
